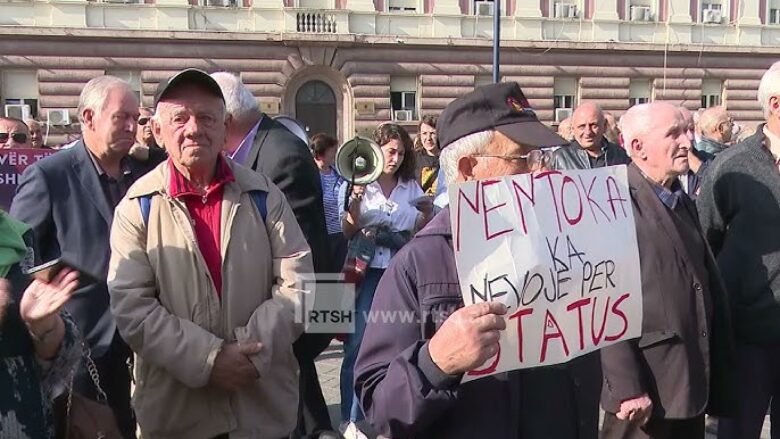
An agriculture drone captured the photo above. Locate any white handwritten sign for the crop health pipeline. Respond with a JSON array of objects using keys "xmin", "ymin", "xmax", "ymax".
[{"xmin": 449, "ymin": 166, "xmax": 642, "ymax": 381}]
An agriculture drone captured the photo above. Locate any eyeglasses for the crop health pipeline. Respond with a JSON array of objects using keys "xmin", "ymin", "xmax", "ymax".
[
  {"xmin": 0, "ymin": 132, "xmax": 28, "ymax": 143},
  {"xmin": 138, "ymin": 117, "xmax": 150, "ymax": 126},
  {"xmin": 473, "ymin": 149, "xmax": 554, "ymax": 171}
]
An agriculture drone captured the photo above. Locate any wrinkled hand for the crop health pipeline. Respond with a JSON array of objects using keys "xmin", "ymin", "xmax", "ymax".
[
  {"xmin": 209, "ymin": 342, "xmax": 263, "ymax": 392},
  {"xmin": 0, "ymin": 279, "xmax": 10, "ymax": 327},
  {"xmin": 20, "ymin": 268, "xmax": 78, "ymax": 327},
  {"xmin": 428, "ymin": 302, "xmax": 507, "ymax": 375},
  {"xmin": 617, "ymin": 393, "xmax": 653, "ymax": 425}
]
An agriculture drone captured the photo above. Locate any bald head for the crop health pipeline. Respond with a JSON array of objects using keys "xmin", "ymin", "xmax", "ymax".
[
  {"xmin": 698, "ymin": 106, "xmax": 733, "ymax": 143},
  {"xmin": 571, "ymin": 102, "xmax": 606, "ymax": 153},
  {"xmin": 622, "ymin": 102, "xmax": 691, "ymax": 186},
  {"xmin": 557, "ymin": 117, "xmax": 573, "ymax": 141}
]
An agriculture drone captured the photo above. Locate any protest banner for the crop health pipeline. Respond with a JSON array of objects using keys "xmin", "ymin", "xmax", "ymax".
[
  {"xmin": 0, "ymin": 148, "xmax": 56, "ymax": 211},
  {"xmin": 449, "ymin": 166, "xmax": 642, "ymax": 381}
]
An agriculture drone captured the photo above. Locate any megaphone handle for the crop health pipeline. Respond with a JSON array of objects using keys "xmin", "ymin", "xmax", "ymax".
[
  {"xmin": 343, "ymin": 181, "xmax": 353, "ymax": 212},
  {"xmin": 344, "ymin": 172, "xmax": 357, "ymax": 212}
]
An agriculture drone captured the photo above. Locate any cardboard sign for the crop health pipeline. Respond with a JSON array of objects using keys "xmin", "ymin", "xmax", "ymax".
[
  {"xmin": 449, "ymin": 166, "xmax": 642, "ymax": 381},
  {"xmin": 0, "ymin": 148, "xmax": 56, "ymax": 211}
]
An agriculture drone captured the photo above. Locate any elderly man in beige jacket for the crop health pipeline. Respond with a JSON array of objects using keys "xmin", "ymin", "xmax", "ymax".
[{"xmin": 108, "ymin": 69, "xmax": 314, "ymax": 439}]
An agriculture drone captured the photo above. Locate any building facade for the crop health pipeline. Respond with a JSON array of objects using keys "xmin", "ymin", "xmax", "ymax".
[{"xmin": 1, "ymin": 0, "xmax": 780, "ymax": 143}]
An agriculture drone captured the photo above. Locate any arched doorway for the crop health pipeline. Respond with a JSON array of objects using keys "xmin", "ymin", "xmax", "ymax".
[{"xmin": 295, "ymin": 80, "xmax": 337, "ymax": 139}]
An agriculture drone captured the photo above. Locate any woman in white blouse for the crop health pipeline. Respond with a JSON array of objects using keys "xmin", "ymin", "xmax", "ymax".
[{"xmin": 337, "ymin": 123, "xmax": 433, "ymax": 439}]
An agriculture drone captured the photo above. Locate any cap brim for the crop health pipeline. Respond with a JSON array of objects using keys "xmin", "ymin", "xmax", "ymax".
[
  {"xmin": 496, "ymin": 120, "xmax": 566, "ymax": 148},
  {"xmin": 155, "ymin": 69, "xmax": 224, "ymax": 106}
]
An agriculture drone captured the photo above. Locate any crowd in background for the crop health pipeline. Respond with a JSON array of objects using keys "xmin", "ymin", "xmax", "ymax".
[{"xmin": 1, "ymin": 60, "xmax": 779, "ymax": 439}]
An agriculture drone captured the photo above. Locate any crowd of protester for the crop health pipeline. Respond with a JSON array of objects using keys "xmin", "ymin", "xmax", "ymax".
[{"xmin": 1, "ymin": 60, "xmax": 779, "ymax": 439}]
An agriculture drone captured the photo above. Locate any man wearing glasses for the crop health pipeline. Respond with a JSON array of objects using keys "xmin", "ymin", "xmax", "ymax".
[
  {"xmin": 0, "ymin": 117, "xmax": 32, "ymax": 149},
  {"xmin": 353, "ymin": 83, "xmax": 591, "ymax": 439}
]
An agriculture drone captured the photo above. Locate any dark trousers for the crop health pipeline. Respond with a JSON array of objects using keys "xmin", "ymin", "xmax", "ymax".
[
  {"xmin": 602, "ymin": 412, "xmax": 705, "ymax": 439},
  {"xmin": 72, "ymin": 335, "xmax": 135, "ymax": 439},
  {"xmin": 717, "ymin": 341, "xmax": 780, "ymax": 439},
  {"xmin": 290, "ymin": 333, "xmax": 334, "ymax": 438}
]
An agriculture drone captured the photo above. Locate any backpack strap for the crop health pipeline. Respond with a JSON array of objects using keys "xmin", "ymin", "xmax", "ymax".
[
  {"xmin": 138, "ymin": 191, "xmax": 267, "ymax": 226},
  {"xmin": 138, "ymin": 195, "xmax": 152, "ymax": 226},
  {"xmin": 249, "ymin": 190, "xmax": 268, "ymax": 222}
]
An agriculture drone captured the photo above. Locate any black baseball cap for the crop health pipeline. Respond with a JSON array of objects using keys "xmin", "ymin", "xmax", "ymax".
[
  {"xmin": 437, "ymin": 82, "xmax": 565, "ymax": 149},
  {"xmin": 154, "ymin": 68, "xmax": 225, "ymax": 107}
]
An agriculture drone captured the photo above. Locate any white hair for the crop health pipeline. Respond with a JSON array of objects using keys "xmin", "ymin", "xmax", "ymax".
[
  {"xmin": 77, "ymin": 75, "xmax": 135, "ymax": 124},
  {"xmin": 619, "ymin": 103, "xmax": 655, "ymax": 158},
  {"xmin": 210, "ymin": 72, "xmax": 260, "ymax": 122},
  {"xmin": 758, "ymin": 61, "xmax": 780, "ymax": 118},
  {"xmin": 439, "ymin": 130, "xmax": 494, "ymax": 184}
]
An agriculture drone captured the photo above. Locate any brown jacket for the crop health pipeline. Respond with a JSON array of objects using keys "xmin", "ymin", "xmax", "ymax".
[
  {"xmin": 108, "ymin": 160, "xmax": 314, "ymax": 438},
  {"xmin": 600, "ymin": 164, "xmax": 736, "ymax": 420}
]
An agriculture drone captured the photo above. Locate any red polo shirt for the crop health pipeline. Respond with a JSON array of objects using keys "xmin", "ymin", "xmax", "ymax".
[{"xmin": 168, "ymin": 157, "xmax": 235, "ymax": 299}]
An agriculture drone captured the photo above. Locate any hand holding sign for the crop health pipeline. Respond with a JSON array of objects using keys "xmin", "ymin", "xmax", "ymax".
[{"xmin": 428, "ymin": 301, "xmax": 507, "ymax": 375}]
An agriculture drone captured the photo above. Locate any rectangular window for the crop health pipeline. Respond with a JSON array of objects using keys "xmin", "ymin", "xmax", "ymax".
[
  {"xmin": 700, "ymin": 1, "xmax": 724, "ymax": 23},
  {"xmin": 473, "ymin": 0, "xmax": 495, "ymax": 16},
  {"xmin": 390, "ymin": 76, "xmax": 417, "ymax": 122},
  {"xmin": 629, "ymin": 79, "xmax": 651, "ymax": 107},
  {"xmin": 769, "ymin": 0, "xmax": 780, "ymax": 24},
  {"xmin": 551, "ymin": 1, "xmax": 580, "ymax": 19},
  {"xmin": 627, "ymin": 0, "xmax": 654, "ymax": 21},
  {"xmin": 388, "ymin": 0, "xmax": 417, "ymax": 12},
  {"xmin": 1, "ymin": 70, "xmax": 39, "ymax": 119},
  {"xmin": 553, "ymin": 77, "xmax": 577, "ymax": 123},
  {"xmin": 701, "ymin": 79, "xmax": 723, "ymax": 108}
]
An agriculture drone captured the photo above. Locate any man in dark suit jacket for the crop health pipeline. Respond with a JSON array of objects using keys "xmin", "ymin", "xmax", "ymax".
[
  {"xmin": 599, "ymin": 102, "xmax": 735, "ymax": 439},
  {"xmin": 551, "ymin": 102, "xmax": 630, "ymax": 171},
  {"xmin": 211, "ymin": 72, "xmax": 334, "ymax": 439},
  {"xmin": 11, "ymin": 76, "xmax": 166, "ymax": 438}
]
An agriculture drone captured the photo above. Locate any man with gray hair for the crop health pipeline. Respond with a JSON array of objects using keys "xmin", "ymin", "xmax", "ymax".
[
  {"xmin": 210, "ymin": 72, "xmax": 334, "ymax": 439},
  {"xmin": 600, "ymin": 102, "xmax": 735, "ymax": 439},
  {"xmin": 696, "ymin": 106, "xmax": 734, "ymax": 156},
  {"xmin": 354, "ymin": 83, "xmax": 603, "ymax": 439},
  {"xmin": 11, "ymin": 75, "xmax": 166, "ymax": 437},
  {"xmin": 698, "ymin": 61, "xmax": 780, "ymax": 439},
  {"xmin": 108, "ymin": 68, "xmax": 313, "ymax": 439}
]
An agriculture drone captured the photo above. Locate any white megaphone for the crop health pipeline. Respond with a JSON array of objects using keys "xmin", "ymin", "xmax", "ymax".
[{"xmin": 335, "ymin": 136, "xmax": 385, "ymax": 186}]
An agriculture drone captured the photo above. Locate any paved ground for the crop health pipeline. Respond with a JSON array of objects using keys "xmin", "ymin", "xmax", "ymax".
[{"xmin": 314, "ymin": 341, "xmax": 771, "ymax": 439}]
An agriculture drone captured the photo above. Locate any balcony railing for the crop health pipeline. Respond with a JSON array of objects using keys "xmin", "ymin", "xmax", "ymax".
[{"xmin": 296, "ymin": 11, "xmax": 337, "ymax": 33}]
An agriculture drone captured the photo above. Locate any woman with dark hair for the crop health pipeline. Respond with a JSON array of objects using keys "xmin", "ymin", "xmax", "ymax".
[
  {"xmin": 0, "ymin": 210, "xmax": 81, "ymax": 438},
  {"xmin": 310, "ymin": 133, "xmax": 348, "ymax": 272},
  {"xmin": 413, "ymin": 114, "xmax": 440, "ymax": 195},
  {"xmin": 337, "ymin": 123, "xmax": 432, "ymax": 439}
]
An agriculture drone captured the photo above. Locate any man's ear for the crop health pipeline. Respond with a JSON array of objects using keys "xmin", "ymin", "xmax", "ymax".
[
  {"xmin": 81, "ymin": 109, "xmax": 95, "ymax": 130},
  {"xmin": 151, "ymin": 117, "xmax": 163, "ymax": 149},
  {"xmin": 457, "ymin": 155, "xmax": 478, "ymax": 181},
  {"xmin": 630, "ymin": 138, "xmax": 645, "ymax": 160},
  {"xmin": 770, "ymin": 96, "xmax": 780, "ymax": 118}
]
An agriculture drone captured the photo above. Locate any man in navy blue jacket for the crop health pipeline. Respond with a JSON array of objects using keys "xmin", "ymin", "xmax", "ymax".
[
  {"xmin": 353, "ymin": 83, "xmax": 600, "ymax": 439},
  {"xmin": 11, "ymin": 75, "xmax": 165, "ymax": 438}
]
